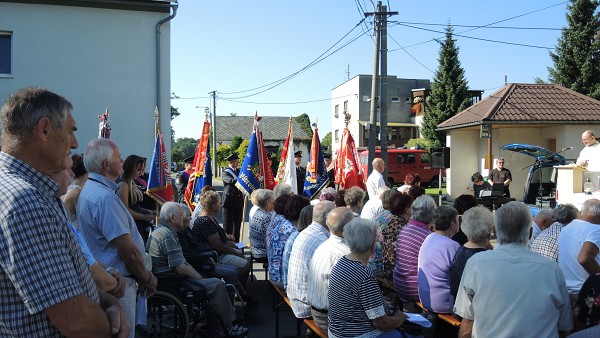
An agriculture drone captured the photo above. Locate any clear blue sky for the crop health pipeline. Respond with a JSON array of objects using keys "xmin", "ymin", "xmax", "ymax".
[{"xmin": 170, "ymin": 0, "xmax": 570, "ymax": 140}]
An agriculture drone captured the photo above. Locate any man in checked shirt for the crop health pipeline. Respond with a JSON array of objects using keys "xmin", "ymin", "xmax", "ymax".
[{"xmin": 0, "ymin": 87, "xmax": 129, "ymax": 337}]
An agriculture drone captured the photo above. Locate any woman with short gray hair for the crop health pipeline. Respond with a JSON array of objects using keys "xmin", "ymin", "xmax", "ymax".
[
  {"xmin": 328, "ymin": 218, "xmax": 412, "ymax": 338},
  {"xmin": 249, "ymin": 189, "xmax": 274, "ymax": 262},
  {"xmin": 449, "ymin": 206, "xmax": 493, "ymax": 299}
]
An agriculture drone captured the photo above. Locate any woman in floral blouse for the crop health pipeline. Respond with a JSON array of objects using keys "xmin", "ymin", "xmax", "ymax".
[{"xmin": 381, "ymin": 193, "xmax": 414, "ymax": 281}]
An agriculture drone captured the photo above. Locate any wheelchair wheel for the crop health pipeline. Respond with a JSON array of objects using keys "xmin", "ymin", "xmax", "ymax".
[{"xmin": 137, "ymin": 291, "xmax": 190, "ymax": 338}]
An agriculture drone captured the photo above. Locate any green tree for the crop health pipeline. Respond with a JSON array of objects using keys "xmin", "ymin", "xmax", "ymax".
[
  {"xmin": 237, "ymin": 139, "xmax": 250, "ymax": 159},
  {"xmin": 170, "ymin": 106, "xmax": 180, "ymax": 144},
  {"xmin": 547, "ymin": 0, "xmax": 600, "ymax": 99},
  {"xmin": 295, "ymin": 113, "xmax": 313, "ymax": 138},
  {"xmin": 406, "ymin": 138, "xmax": 432, "ymax": 151},
  {"xmin": 321, "ymin": 132, "xmax": 332, "ymax": 147},
  {"xmin": 217, "ymin": 144, "xmax": 232, "ymax": 167},
  {"xmin": 171, "ymin": 147, "xmax": 184, "ymax": 163},
  {"xmin": 421, "ymin": 24, "xmax": 471, "ymax": 148},
  {"xmin": 172, "ymin": 137, "xmax": 198, "ymax": 162},
  {"xmin": 231, "ymin": 136, "xmax": 243, "ymax": 150}
]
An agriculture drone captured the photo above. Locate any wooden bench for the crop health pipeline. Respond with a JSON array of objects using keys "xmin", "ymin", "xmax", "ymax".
[
  {"xmin": 303, "ymin": 318, "xmax": 328, "ymax": 338},
  {"xmin": 415, "ymin": 301, "xmax": 461, "ymax": 327},
  {"xmin": 270, "ymin": 280, "xmax": 302, "ymax": 338}
]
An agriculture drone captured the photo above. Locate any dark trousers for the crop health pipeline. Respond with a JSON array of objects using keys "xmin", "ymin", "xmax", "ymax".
[{"xmin": 223, "ymin": 205, "xmax": 243, "ymax": 242}]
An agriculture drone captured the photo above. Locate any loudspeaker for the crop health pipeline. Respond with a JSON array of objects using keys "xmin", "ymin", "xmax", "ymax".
[{"xmin": 430, "ymin": 147, "xmax": 450, "ymax": 169}]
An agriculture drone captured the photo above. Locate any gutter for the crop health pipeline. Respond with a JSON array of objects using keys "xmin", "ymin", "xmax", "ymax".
[{"xmin": 156, "ymin": 1, "xmax": 178, "ymax": 116}]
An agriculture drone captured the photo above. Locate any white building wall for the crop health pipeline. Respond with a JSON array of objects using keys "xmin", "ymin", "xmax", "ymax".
[{"xmin": 0, "ymin": 2, "xmax": 172, "ymax": 162}]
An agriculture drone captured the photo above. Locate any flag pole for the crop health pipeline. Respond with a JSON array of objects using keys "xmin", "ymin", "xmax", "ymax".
[{"xmin": 154, "ymin": 107, "xmax": 160, "ymax": 221}]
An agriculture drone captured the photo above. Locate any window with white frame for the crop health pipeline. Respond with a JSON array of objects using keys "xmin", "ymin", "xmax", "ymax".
[{"xmin": 0, "ymin": 32, "xmax": 12, "ymax": 75}]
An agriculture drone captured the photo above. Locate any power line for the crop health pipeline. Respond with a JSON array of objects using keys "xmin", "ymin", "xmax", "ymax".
[
  {"xmin": 219, "ymin": 18, "xmax": 368, "ymax": 97},
  {"xmin": 392, "ymin": 21, "xmax": 562, "ymax": 31},
  {"xmin": 219, "ymin": 93, "xmax": 358, "ymax": 105},
  {"xmin": 387, "ymin": 33, "xmax": 436, "ymax": 74},
  {"xmin": 397, "ymin": 23, "xmax": 554, "ymax": 50}
]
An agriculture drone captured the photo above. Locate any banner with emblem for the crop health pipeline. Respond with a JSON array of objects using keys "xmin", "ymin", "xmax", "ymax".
[
  {"xmin": 275, "ymin": 116, "xmax": 297, "ymax": 194},
  {"xmin": 335, "ymin": 127, "xmax": 366, "ymax": 190},
  {"xmin": 303, "ymin": 123, "xmax": 329, "ymax": 198},
  {"xmin": 236, "ymin": 121, "xmax": 261, "ymax": 196},
  {"xmin": 183, "ymin": 121, "xmax": 212, "ymax": 210},
  {"xmin": 147, "ymin": 130, "xmax": 174, "ymax": 204}
]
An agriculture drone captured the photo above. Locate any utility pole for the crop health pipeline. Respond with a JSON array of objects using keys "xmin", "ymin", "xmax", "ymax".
[
  {"xmin": 365, "ymin": 2, "xmax": 397, "ymax": 181},
  {"xmin": 366, "ymin": 1, "xmax": 381, "ymax": 177},
  {"xmin": 209, "ymin": 90, "xmax": 217, "ymax": 176}
]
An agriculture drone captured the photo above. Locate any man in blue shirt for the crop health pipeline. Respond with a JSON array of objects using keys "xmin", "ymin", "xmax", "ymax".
[{"xmin": 78, "ymin": 138, "xmax": 157, "ymax": 338}]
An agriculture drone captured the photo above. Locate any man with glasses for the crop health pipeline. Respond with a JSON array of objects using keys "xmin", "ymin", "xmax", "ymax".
[{"xmin": 488, "ymin": 157, "xmax": 512, "ymax": 198}]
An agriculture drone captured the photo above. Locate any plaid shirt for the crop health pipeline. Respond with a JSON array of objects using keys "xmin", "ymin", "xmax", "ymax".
[
  {"xmin": 531, "ymin": 222, "xmax": 566, "ymax": 262},
  {"xmin": 0, "ymin": 152, "xmax": 98, "ymax": 337}
]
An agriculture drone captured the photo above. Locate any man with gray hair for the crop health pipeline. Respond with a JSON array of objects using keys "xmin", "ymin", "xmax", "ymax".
[
  {"xmin": 531, "ymin": 208, "xmax": 553, "ymax": 244},
  {"xmin": 287, "ymin": 200, "xmax": 336, "ymax": 318},
  {"xmin": 393, "ymin": 194, "xmax": 437, "ymax": 303},
  {"xmin": 366, "ymin": 157, "xmax": 386, "ymax": 200},
  {"xmin": 78, "ymin": 138, "xmax": 157, "ymax": 338},
  {"xmin": 0, "ymin": 87, "xmax": 128, "ymax": 337},
  {"xmin": 531, "ymin": 204, "xmax": 579, "ymax": 262},
  {"xmin": 361, "ymin": 185, "xmax": 390, "ymax": 220},
  {"xmin": 307, "ymin": 207, "xmax": 355, "ymax": 332},
  {"xmin": 455, "ymin": 202, "xmax": 572, "ymax": 337},
  {"xmin": 146, "ymin": 202, "xmax": 247, "ymax": 336},
  {"xmin": 558, "ymin": 199, "xmax": 600, "ymax": 296}
]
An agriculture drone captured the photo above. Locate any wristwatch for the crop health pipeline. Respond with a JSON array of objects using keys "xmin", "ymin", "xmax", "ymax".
[{"xmin": 106, "ymin": 267, "xmax": 118, "ymax": 274}]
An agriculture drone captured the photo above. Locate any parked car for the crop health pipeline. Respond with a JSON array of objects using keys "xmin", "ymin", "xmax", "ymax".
[
  {"xmin": 501, "ymin": 143, "xmax": 566, "ymax": 212},
  {"xmin": 359, "ymin": 148, "xmax": 445, "ymax": 187}
]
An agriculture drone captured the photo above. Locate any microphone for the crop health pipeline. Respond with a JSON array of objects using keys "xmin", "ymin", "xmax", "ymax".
[{"xmin": 560, "ymin": 147, "xmax": 573, "ymax": 152}]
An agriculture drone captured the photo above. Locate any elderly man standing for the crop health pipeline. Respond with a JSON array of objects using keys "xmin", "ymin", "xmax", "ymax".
[
  {"xmin": 306, "ymin": 207, "xmax": 355, "ymax": 332},
  {"xmin": 0, "ymin": 87, "xmax": 128, "ymax": 337},
  {"xmin": 146, "ymin": 202, "xmax": 248, "ymax": 337},
  {"xmin": 287, "ymin": 201, "xmax": 336, "ymax": 319},
  {"xmin": 366, "ymin": 158, "xmax": 386, "ymax": 200},
  {"xmin": 558, "ymin": 199, "xmax": 600, "ymax": 297},
  {"xmin": 455, "ymin": 202, "xmax": 572, "ymax": 338},
  {"xmin": 393, "ymin": 195, "xmax": 436, "ymax": 303},
  {"xmin": 78, "ymin": 138, "xmax": 157, "ymax": 338}
]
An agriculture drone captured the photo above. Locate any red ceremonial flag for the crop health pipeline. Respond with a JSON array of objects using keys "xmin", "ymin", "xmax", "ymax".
[
  {"xmin": 335, "ymin": 128, "xmax": 366, "ymax": 190},
  {"xmin": 275, "ymin": 117, "xmax": 297, "ymax": 193},
  {"xmin": 258, "ymin": 128, "xmax": 276, "ymax": 190},
  {"xmin": 147, "ymin": 130, "xmax": 174, "ymax": 204},
  {"xmin": 184, "ymin": 120, "xmax": 211, "ymax": 209}
]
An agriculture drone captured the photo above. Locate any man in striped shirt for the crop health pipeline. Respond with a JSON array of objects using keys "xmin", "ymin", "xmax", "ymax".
[{"xmin": 306, "ymin": 207, "xmax": 355, "ymax": 332}]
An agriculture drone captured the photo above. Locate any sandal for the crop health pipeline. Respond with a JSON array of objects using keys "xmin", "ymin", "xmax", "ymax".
[{"xmin": 227, "ymin": 323, "xmax": 249, "ymax": 337}]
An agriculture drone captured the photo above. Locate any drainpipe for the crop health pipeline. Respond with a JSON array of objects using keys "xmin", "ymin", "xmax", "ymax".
[{"xmin": 156, "ymin": 2, "xmax": 178, "ymax": 117}]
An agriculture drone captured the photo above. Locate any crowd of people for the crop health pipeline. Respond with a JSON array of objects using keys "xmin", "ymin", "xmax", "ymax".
[{"xmin": 2, "ymin": 87, "xmax": 600, "ymax": 338}]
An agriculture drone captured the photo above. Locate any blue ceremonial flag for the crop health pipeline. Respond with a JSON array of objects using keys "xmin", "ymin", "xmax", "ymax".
[
  {"xmin": 235, "ymin": 124, "xmax": 261, "ymax": 196},
  {"xmin": 303, "ymin": 124, "xmax": 329, "ymax": 199},
  {"xmin": 147, "ymin": 130, "xmax": 174, "ymax": 204}
]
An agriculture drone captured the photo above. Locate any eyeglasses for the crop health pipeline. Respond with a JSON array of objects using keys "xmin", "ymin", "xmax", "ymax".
[{"xmin": 498, "ymin": 162, "xmax": 504, "ymax": 164}]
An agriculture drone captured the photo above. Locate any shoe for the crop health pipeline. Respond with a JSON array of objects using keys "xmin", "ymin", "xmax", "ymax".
[{"xmin": 227, "ymin": 323, "xmax": 249, "ymax": 337}]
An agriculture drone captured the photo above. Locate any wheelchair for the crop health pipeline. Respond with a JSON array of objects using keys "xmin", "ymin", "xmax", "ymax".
[{"xmin": 137, "ymin": 251, "xmax": 246, "ymax": 337}]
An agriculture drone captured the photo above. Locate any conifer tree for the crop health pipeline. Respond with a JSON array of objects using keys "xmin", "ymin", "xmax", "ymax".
[
  {"xmin": 548, "ymin": 0, "xmax": 600, "ymax": 99},
  {"xmin": 421, "ymin": 25, "xmax": 471, "ymax": 148}
]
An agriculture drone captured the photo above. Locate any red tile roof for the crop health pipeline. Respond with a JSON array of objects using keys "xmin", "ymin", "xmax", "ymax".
[{"xmin": 437, "ymin": 83, "xmax": 600, "ymax": 130}]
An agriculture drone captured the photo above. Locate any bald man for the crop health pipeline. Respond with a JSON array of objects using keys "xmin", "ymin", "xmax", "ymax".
[
  {"xmin": 366, "ymin": 158, "xmax": 386, "ymax": 200},
  {"xmin": 577, "ymin": 130, "xmax": 600, "ymax": 172}
]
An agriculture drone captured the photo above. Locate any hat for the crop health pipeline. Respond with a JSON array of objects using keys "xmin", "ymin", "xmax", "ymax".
[
  {"xmin": 294, "ymin": 151, "xmax": 302, "ymax": 158},
  {"xmin": 226, "ymin": 153, "xmax": 239, "ymax": 161},
  {"xmin": 183, "ymin": 156, "xmax": 194, "ymax": 163},
  {"xmin": 324, "ymin": 153, "xmax": 331, "ymax": 160}
]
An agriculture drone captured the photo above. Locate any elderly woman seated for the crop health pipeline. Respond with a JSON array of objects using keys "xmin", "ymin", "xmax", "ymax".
[
  {"xmin": 191, "ymin": 189, "xmax": 251, "ymax": 289},
  {"xmin": 381, "ymin": 193, "xmax": 414, "ymax": 281},
  {"xmin": 249, "ymin": 189, "xmax": 274, "ymax": 263},
  {"xmin": 417, "ymin": 205, "xmax": 460, "ymax": 313},
  {"xmin": 449, "ymin": 206, "xmax": 494, "ymax": 300},
  {"xmin": 268, "ymin": 194, "xmax": 310, "ymax": 289},
  {"xmin": 344, "ymin": 186, "xmax": 366, "ymax": 216},
  {"xmin": 328, "ymin": 218, "xmax": 414, "ymax": 338}
]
